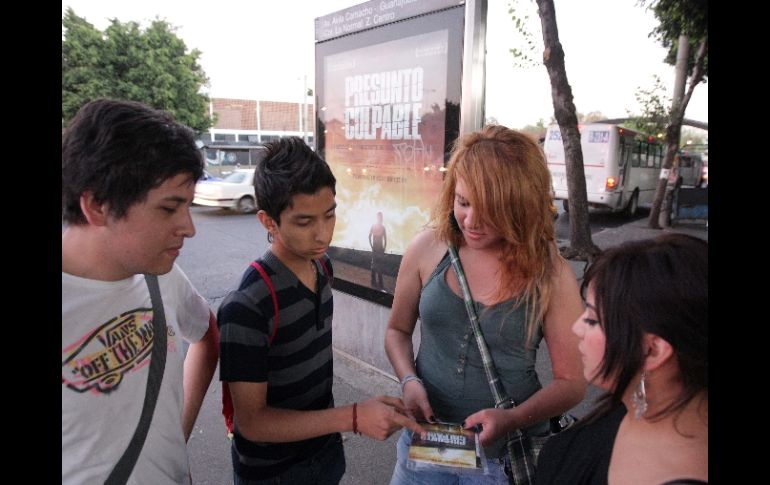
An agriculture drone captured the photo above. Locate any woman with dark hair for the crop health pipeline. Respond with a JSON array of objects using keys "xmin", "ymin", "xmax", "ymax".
[
  {"xmin": 385, "ymin": 125, "xmax": 587, "ymax": 483},
  {"xmin": 536, "ymin": 234, "xmax": 708, "ymax": 485}
]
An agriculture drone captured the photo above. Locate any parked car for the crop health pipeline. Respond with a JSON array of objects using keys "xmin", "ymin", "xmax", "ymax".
[
  {"xmin": 200, "ymin": 170, "xmax": 222, "ymax": 182},
  {"xmin": 193, "ymin": 168, "xmax": 256, "ymax": 213}
]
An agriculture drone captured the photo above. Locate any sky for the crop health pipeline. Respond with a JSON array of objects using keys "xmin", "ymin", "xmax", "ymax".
[{"xmin": 61, "ymin": 0, "xmax": 708, "ymax": 130}]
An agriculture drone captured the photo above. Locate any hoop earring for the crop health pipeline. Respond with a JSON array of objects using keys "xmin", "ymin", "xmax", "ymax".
[
  {"xmin": 267, "ymin": 232, "xmax": 274, "ymax": 243},
  {"xmin": 631, "ymin": 371, "xmax": 648, "ymax": 419}
]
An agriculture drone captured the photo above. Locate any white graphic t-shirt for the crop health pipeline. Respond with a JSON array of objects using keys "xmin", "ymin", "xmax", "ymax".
[{"xmin": 62, "ymin": 263, "xmax": 209, "ymax": 485}]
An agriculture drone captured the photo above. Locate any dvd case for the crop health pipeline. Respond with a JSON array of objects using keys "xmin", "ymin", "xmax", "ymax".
[{"xmin": 406, "ymin": 421, "xmax": 487, "ymax": 475}]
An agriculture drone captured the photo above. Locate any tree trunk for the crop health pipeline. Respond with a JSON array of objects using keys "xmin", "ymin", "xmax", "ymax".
[
  {"xmin": 535, "ymin": 0, "xmax": 599, "ymax": 261},
  {"xmin": 648, "ymin": 36, "xmax": 708, "ymax": 228}
]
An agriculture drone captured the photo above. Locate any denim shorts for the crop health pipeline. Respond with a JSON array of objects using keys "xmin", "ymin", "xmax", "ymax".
[{"xmin": 233, "ymin": 434, "xmax": 346, "ymax": 485}]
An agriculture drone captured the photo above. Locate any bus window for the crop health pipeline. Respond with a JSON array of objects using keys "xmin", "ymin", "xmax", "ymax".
[
  {"xmin": 647, "ymin": 144, "xmax": 661, "ymax": 168},
  {"xmin": 619, "ymin": 140, "xmax": 627, "ymax": 166},
  {"xmin": 622, "ymin": 139, "xmax": 634, "ymax": 166},
  {"xmin": 643, "ymin": 142, "xmax": 654, "ymax": 168},
  {"xmin": 632, "ymin": 142, "xmax": 641, "ymax": 168}
]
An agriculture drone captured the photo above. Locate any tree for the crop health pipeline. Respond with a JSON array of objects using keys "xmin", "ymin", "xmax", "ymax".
[
  {"xmin": 641, "ymin": 0, "xmax": 708, "ymax": 228},
  {"xmin": 680, "ymin": 127, "xmax": 707, "ymax": 147},
  {"xmin": 62, "ymin": 8, "xmax": 213, "ymax": 132},
  {"xmin": 578, "ymin": 111, "xmax": 606, "ymax": 123},
  {"xmin": 519, "ymin": 118, "xmax": 547, "ymax": 141},
  {"xmin": 626, "ymin": 75, "xmax": 670, "ymax": 138},
  {"xmin": 532, "ymin": 0, "xmax": 600, "ymax": 260}
]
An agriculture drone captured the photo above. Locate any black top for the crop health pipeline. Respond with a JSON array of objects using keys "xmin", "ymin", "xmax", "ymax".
[
  {"xmin": 536, "ymin": 403, "xmax": 626, "ymax": 485},
  {"xmin": 536, "ymin": 403, "xmax": 707, "ymax": 484}
]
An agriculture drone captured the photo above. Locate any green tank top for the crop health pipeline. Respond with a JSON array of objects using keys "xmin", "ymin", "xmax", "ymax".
[{"xmin": 415, "ymin": 252, "xmax": 549, "ymax": 457}]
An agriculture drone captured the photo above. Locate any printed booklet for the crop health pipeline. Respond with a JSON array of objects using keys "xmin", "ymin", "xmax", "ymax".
[{"xmin": 406, "ymin": 421, "xmax": 485, "ymax": 474}]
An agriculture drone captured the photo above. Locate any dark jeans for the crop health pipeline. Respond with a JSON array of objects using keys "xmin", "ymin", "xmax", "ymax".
[{"xmin": 233, "ymin": 434, "xmax": 346, "ymax": 485}]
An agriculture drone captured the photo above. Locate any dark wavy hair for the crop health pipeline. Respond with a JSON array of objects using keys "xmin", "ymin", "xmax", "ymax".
[
  {"xmin": 62, "ymin": 98, "xmax": 203, "ymax": 224},
  {"xmin": 582, "ymin": 233, "xmax": 708, "ymax": 422},
  {"xmin": 253, "ymin": 137, "xmax": 336, "ymax": 224}
]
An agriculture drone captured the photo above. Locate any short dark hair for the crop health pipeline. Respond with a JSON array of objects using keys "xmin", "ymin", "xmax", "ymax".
[
  {"xmin": 253, "ymin": 137, "xmax": 336, "ymax": 224},
  {"xmin": 62, "ymin": 98, "xmax": 204, "ymax": 224},
  {"xmin": 582, "ymin": 233, "xmax": 707, "ymax": 421}
]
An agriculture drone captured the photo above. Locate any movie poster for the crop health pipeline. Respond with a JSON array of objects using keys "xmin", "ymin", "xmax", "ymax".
[{"xmin": 321, "ymin": 29, "xmax": 449, "ymax": 256}]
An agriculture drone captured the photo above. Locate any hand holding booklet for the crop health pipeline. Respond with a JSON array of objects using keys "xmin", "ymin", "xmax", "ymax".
[{"xmin": 406, "ymin": 421, "xmax": 487, "ymax": 475}]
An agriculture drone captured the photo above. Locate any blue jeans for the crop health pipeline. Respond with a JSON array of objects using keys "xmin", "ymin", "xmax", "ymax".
[
  {"xmin": 389, "ymin": 430, "xmax": 510, "ymax": 485},
  {"xmin": 233, "ymin": 434, "xmax": 346, "ymax": 485}
]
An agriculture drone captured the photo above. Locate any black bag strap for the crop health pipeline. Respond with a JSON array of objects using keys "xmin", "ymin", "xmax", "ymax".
[{"xmin": 104, "ymin": 274, "xmax": 168, "ymax": 485}]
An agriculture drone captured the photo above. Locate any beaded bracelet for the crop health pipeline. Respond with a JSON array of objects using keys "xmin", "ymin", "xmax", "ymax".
[{"xmin": 400, "ymin": 374, "xmax": 423, "ymax": 394}]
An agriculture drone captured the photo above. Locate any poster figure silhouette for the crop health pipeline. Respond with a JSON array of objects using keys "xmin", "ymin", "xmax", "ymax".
[{"xmin": 368, "ymin": 212, "xmax": 388, "ymax": 290}]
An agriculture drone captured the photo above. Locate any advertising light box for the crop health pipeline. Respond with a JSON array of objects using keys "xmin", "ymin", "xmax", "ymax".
[{"xmin": 315, "ymin": 1, "xmax": 469, "ymax": 305}]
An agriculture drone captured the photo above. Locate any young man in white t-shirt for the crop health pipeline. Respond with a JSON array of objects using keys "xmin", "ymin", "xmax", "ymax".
[{"xmin": 61, "ymin": 99, "xmax": 219, "ymax": 485}]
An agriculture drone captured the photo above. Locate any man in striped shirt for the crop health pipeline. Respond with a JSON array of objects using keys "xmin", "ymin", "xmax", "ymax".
[{"xmin": 218, "ymin": 137, "xmax": 424, "ymax": 484}]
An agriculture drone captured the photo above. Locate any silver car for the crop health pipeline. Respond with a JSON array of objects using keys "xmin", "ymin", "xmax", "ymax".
[{"xmin": 193, "ymin": 168, "xmax": 257, "ymax": 213}]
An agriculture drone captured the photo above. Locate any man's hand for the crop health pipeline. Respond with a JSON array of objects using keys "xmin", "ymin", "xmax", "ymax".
[{"xmin": 356, "ymin": 396, "xmax": 427, "ymax": 440}]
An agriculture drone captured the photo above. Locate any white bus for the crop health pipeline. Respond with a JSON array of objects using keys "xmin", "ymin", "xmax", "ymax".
[{"xmin": 544, "ymin": 122, "xmax": 664, "ymax": 217}]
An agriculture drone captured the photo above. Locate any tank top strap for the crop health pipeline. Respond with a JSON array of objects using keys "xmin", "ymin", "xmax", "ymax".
[{"xmin": 423, "ymin": 250, "xmax": 452, "ymax": 290}]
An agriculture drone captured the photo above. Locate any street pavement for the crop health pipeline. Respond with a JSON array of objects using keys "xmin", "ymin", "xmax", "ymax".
[{"xmin": 185, "ymin": 216, "xmax": 707, "ymax": 485}]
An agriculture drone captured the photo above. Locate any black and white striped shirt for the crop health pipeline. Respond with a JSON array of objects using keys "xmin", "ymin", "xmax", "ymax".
[{"xmin": 218, "ymin": 250, "xmax": 336, "ymax": 481}]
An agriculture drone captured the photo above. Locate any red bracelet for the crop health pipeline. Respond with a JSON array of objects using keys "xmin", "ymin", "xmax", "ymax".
[{"xmin": 352, "ymin": 402, "xmax": 360, "ymax": 435}]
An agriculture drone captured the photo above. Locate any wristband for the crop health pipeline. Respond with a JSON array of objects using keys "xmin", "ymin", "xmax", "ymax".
[
  {"xmin": 400, "ymin": 374, "xmax": 423, "ymax": 394},
  {"xmin": 352, "ymin": 402, "xmax": 360, "ymax": 435}
]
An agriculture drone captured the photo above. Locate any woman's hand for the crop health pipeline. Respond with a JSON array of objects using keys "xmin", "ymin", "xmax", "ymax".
[
  {"xmin": 464, "ymin": 408, "xmax": 515, "ymax": 447},
  {"xmin": 402, "ymin": 379, "xmax": 435, "ymax": 423}
]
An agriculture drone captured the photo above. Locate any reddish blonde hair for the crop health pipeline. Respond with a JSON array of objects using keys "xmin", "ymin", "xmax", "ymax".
[{"xmin": 433, "ymin": 125, "xmax": 557, "ymax": 343}]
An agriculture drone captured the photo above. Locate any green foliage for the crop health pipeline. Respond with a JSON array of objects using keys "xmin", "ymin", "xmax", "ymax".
[
  {"xmin": 519, "ymin": 118, "xmax": 547, "ymax": 140},
  {"xmin": 639, "ymin": 0, "xmax": 708, "ymax": 80},
  {"xmin": 626, "ymin": 77, "xmax": 707, "ymax": 146},
  {"xmin": 625, "ymin": 75, "xmax": 670, "ymax": 140},
  {"xmin": 577, "ymin": 111, "xmax": 606, "ymax": 123},
  {"xmin": 507, "ymin": 1, "xmax": 540, "ymax": 68},
  {"xmin": 680, "ymin": 126, "xmax": 707, "ymax": 146},
  {"xmin": 62, "ymin": 8, "xmax": 213, "ymax": 132}
]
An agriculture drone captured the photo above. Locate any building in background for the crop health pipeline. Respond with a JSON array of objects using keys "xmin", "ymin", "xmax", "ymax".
[{"xmin": 199, "ymin": 98, "xmax": 314, "ymax": 175}]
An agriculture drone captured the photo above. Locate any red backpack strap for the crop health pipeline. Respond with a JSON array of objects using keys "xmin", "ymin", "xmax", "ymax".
[
  {"xmin": 223, "ymin": 260, "xmax": 279, "ymax": 438},
  {"xmin": 222, "ymin": 383, "xmax": 235, "ymax": 437},
  {"xmin": 250, "ymin": 261, "xmax": 279, "ymax": 345},
  {"xmin": 317, "ymin": 256, "xmax": 332, "ymax": 281}
]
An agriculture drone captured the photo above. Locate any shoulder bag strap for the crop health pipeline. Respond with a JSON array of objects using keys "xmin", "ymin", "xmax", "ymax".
[
  {"xmin": 105, "ymin": 274, "xmax": 167, "ymax": 485},
  {"xmin": 446, "ymin": 243, "xmax": 513, "ymax": 409}
]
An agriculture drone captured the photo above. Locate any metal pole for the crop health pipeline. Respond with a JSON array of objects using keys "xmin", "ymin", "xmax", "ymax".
[{"xmin": 303, "ymin": 75, "xmax": 308, "ymax": 143}]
